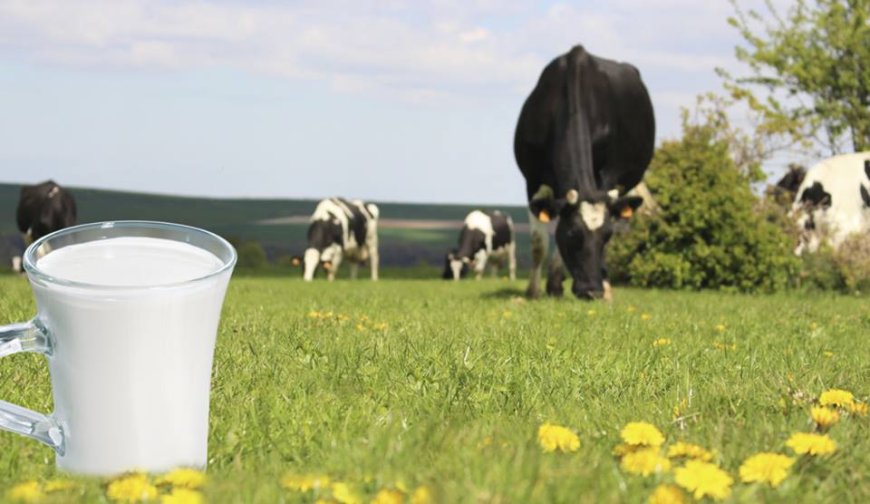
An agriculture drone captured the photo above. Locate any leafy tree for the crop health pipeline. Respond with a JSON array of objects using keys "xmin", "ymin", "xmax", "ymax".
[
  {"xmin": 608, "ymin": 110, "xmax": 800, "ymax": 292},
  {"xmin": 721, "ymin": 0, "xmax": 870, "ymax": 153}
]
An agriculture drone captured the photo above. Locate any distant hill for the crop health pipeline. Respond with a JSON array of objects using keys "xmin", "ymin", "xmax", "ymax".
[{"xmin": 0, "ymin": 183, "xmax": 532, "ymax": 271}]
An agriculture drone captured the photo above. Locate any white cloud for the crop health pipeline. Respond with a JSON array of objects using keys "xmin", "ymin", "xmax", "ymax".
[{"xmin": 0, "ymin": 0, "xmax": 772, "ymax": 106}]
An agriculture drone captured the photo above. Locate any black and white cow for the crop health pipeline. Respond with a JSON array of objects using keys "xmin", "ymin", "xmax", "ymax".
[
  {"xmin": 514, "ymin": 45, "xmax": 654, "ymax": 300},
  {"xmin": 302, "ymin": 197, "xmax": 380, "ymax": 281},
  {"xmin": 14, "ymin": 180, "xmax": 77, "ymax": 271},
  {"xmin": 791, "ymin": 152, "xmax": 870, "ymax": 254},
  {"xmin": 443, "ymin": 210, "xmax": 516, "ymax": 281}
]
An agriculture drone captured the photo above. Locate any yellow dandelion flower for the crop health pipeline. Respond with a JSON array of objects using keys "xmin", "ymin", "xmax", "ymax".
[
  {"xmin": 674, "ymin": 460, "xmax": 733, "ymax": 501},
  {"xmin": 7, "ymin": 481, "xmax": 44, "ymax": 503},
  {"xmin": 161, "ymin": 488, "xmax": 204, "ymax": 504},
  {"xmin": 587, "ymin": 309, "xmax": 596, "ymax": 316},
  {"xmin": 714, "ymin": 324, "xmax": 726, "ymax": 332},
  {"xmin": 848, "ymin": 401, "xmax": 869, "ymax": 417},
  {"xmin": 819, "ymin": 389, "xmax": 854, "ymax": 408},
  {"xmin": 738, "ymin": 452, "xmax": 795, "ymax": 487},
  {"xmin": 822, "ymin": 351, "xmax": 834, "ymax": 358},
  {"xmin": 106, "ymin": 473, "xmax": 159, "ymax": 503},
  {"xmin": 612, "ymin": 443, "xmax": 640, "ymax": 457},
  {"xmin": 372, "ymin": 488, "xmax": 404, "ymax": 504},
  {"xmin": 667, "ymin": 442, "xmax": 714, "ymax": 462},
  {"xmin": 157, "ymin": 468, "xmax": 206, "ymax": 489},
  {"xmin": 411, "ymin": 486, "xmax": 433, "ymax": 504},
  {"xmin": 44, "ymin": 479, "xmax": 77, "ymax": 492},
  {"xmin": 712, "ymin": 341, "xmax": 736, "ymax": 351},
  {"xmin": 372, "ymin": 322, "xmax": 388, "ymax": 331},
  {"xmin": 809, "ymin": 322, "xmax": 818, "ymax": 330},
  {"xmin": 648, "ymin": 484, "xmax": 686, "ymax": 504},
  {"xmin": 627, "ymin": 305, "xmax": 637, "ymax": 313},
  {"xmin": 537, "ymin": 423, "xmax": 581, "ymax": 453},
  {"xmin": 620, "ymin": 447, "xmax": 672, "ymax": 476},
  {"xmin": 652, "ymin": 338, "xmax": 671, "ymax": 347},
  {"xmin": 786, "ymin": 432, "xmax": 837, "ymax": 456},
  {"xmin": 307, "ymin": 311, "xmax": 321, "ymax": 318},
  {"xmin": 281, "ymin": 473, "xmax": 331, "ymax": 492},
  {"xmin": 503, "ymin": 311, "xmax": 513, "ymax": 319},
  {"xmin": 620, "ymin": 421, "xmax": 665, "ymax": 447},
  {"xmin": 331, "ymin": 482, "xmax": 360, "ymax": 504},
  {"xmin": 811, "ymin": 406, "xmax": 840, "ymax": 429},
  {"xmin": 641, "ymin": 313, "xmax": 652, "ymax": 321}
]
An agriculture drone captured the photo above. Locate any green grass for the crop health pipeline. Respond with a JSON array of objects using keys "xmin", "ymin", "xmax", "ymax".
[{"xmin": 1, "ymin": 277, "xmax": 868, "ymax": 503}]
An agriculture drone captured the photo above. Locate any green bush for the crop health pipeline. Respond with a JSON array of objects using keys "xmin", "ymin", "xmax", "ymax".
[
  {"xmin": 609, "ymin": 120, "xmax": 799, "ymax": 292},
  {"xmin": 236, "ymin": 241, "xmax": 268, "ymax": 270}
]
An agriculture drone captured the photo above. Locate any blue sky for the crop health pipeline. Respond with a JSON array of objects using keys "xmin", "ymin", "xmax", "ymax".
[{"xmin": 0, "ymin": 0, "xmax": 794, "ymax": 204}]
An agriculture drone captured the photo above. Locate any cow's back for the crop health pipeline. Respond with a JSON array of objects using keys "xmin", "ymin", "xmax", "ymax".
[
  {"xmin": 514, "ymin": 45, "xmax": 655, "ymax": 200},
  {"xmin": 16, "ymin": 180, "xmax": 77, "ymax": 239}
]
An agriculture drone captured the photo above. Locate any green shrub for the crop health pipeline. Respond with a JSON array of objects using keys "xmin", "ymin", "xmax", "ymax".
[
  {"xmin": 236, "ymin": 241, "xmax": 268, "ymax": 270},
  {"xmin": 609, "ymin": 120, "xmax": 799, "ymax": 292}
]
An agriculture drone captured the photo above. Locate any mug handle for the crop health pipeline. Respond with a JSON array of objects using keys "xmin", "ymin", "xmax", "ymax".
[{"xmin": 0, "ymin": 319, "xmax": 65, "ymax": 454}]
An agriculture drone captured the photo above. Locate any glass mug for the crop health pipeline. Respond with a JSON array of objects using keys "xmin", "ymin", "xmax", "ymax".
[{"xmin": 0, "ymin": 221, "xmax": 236, "ymax": 475}]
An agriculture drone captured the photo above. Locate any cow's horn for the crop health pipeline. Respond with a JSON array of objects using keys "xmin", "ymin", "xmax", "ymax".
[{"xmin": 565, "ymin": 189, "xmax": 579, "ymax": 205}]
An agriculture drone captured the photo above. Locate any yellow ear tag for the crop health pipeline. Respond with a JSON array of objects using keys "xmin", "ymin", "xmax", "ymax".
[
  {"xmin": 620, "ymin": 206, "xmax": 634, "ymax": 219},
  {"xmin": 291, "ymin": 258, "xmax": 301, "ymax": 267},
  {"xmin": 323, "ymin": 261, "xmax": 333, "ymax": 271},
  {"xmin": 538, "ymin": 210, "xmax": 551, "ymax": 223}
]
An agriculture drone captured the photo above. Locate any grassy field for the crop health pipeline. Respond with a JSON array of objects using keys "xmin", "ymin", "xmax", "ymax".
[{"xmin": 1, "ymin": 276, "xmax": 868, "ymax": 503}]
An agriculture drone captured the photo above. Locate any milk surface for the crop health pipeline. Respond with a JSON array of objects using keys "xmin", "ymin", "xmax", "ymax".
[
  {"xmin": 37, "ymin": 237, "xmax": 224, "ymax": 286},
  {"xmin": 30, "ymin": 236, "xmax": 232, "ymax": 475}
]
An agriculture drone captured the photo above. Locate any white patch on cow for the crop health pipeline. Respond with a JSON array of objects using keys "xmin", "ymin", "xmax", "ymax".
[
  {"xmin": 579, "ymin": 201, "xmax": 606, "ymax": 230},
  {"xmin": 47, "ymin": 186, "xmax": 59, "ymax": 198},
  {"xmin": 607, "ymin": 189, "xmax": 619, "ymax": 201},
  {"xmin": 450, "ymin": 259, "xmax": 463, "ymax": 280},
  {"xmin": 791, "ymin": 152, "xmax": 870, "ymax": 254}
]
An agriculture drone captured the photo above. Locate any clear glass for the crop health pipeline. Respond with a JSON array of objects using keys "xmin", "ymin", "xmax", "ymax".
[{"xmin": 0, "ymin": 221, "xmax": 236, "ymax": 475}]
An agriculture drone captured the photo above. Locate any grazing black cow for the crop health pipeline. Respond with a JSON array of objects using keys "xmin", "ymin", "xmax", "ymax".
[
  {"xmin": 514, "ymin": 45, "xmax": 654, "ymax": 300},
  {"xmin": 443, "ymin": 210, "xmax": 516, "ymax": 281},
  {"xmin": 790, "ymin": 152, "xmax": 870, "ymax": 254},
  {"xmin": 14, "ymin": 180, "xmax": 77, "ymax": 270},
  {"xmin": 302, "ymin": 197, "xmax": 379, "ymax": 281}
]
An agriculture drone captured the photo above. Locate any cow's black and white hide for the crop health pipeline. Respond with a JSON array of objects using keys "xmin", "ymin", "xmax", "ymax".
[
  {"xmin": 14, "ymin": 180, "xmax": 77, "ymax": 271},
  {"xmin": 302, "ymin": 197, "xmax": 380, "ymax": 281},
  {"xmin": 514, "ymin": 45, "xmax": 654, "ymax": 300},
  {"xmin": 791, "ymin": 152, "xmax": 870, "ymax": 254},
  {"xmin": 443, "ymin": 210, "xmax": 516, "ymax": 281}
]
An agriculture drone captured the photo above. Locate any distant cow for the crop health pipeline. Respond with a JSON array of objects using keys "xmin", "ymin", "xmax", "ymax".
[
  {"xmin": 302, "ymin": 197, "xmax": 380, "ymax": 281},
  {"xmin": 14, "ymin": 180, "xmax": 77, "ymax": 271},
  {"xmin": 443, "ymin": 210, "xmax": 516, "ymax": 281},
  {"xmin": 768, "ymin": 163, "xmax": 807, "ymax": 207},
  {"xmin": 514, "ymin": 45, "xmax": 654, "ymax": 300},
  {"xmin": 791, "ymin": 152, "xmax": 870, "ymax": 254}
]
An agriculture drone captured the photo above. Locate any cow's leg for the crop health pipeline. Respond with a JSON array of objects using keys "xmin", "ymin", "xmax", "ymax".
[
  {"xmin": 546, "ymin": 249, "xmax": 565, "ymax": 297},
  {"xmin": 350, "ymin": 262, "xmax": 359, "ymax": 280},
  {"xmin": 526, "ymin": 211, "xmax": 548, "ymax": 298},
  {"xmin": 473, "ymin": 249, "xmax": 487, "ymax": 280},
  {"xmin": 327, "ymin": 253, "xmax": 342, "ymax": 282},
  {"xmin": 11, "ymin": 256, "xmax": 22, "ymax": 273},
  {"xmin": 508, "ymin": 241, "xmax": 517, "ymax": 281},
  {"xmin": 365, "ymin": 219, "xmax": 380, "ymax": 281}
]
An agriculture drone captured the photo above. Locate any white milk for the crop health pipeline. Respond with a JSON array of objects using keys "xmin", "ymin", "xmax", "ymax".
[{"xmin": 31, "ymin": 237, "xmax": 231, "ymax": 475}]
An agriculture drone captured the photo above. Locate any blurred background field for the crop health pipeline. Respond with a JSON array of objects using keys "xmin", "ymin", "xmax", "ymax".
[
  {"xmin": 0, "ymin": 183, "xmax": 532, "ymax": 274},
  {"xmin": 1, "ymin": 277, "xmax": 868, "ymax": 502}
]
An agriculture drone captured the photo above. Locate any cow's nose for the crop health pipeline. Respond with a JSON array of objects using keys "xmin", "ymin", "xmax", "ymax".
[{"xmin": 572, "ymin": 283, "xmax": 604, "ymax": 300}]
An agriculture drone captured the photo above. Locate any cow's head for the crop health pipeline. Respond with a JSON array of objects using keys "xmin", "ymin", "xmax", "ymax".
[
  {"xmin": 791, "ymin": 181, "xmax": 832, "ymax": 255},
  {"xmin": 442, "ymin": 249, "xmax": 469, "ymax": 280},
  {"xmin": 555, "ymin": 189, "xmax": 642, "ymax": 299},
  {"xmin": 303, "ymin": 218, "xmax": 343, "ymax": 281}
]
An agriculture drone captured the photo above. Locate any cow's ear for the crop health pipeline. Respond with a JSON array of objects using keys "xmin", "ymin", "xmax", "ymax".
[{"xmin": 610, "ymin": 196, "xmax": 643, "ymax": 220}]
